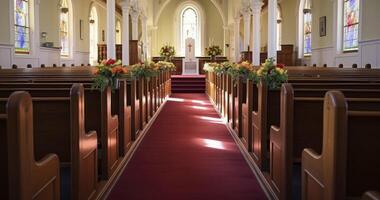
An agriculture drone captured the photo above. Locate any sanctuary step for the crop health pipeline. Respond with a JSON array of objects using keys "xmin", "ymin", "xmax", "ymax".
[{"xmin": 171, "ymin": 75, "xmax": 205, "ymax": 93}]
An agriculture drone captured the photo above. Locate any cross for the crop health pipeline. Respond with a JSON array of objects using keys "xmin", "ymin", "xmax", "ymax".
[{"xmin": 188, "ymin": 43, "xmax": 192, "ymax": 53}]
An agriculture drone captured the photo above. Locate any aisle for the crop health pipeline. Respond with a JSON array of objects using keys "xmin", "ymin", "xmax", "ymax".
[{"xmin": 107, "ymin": 93, "xmax": 267, "ymax": 200}]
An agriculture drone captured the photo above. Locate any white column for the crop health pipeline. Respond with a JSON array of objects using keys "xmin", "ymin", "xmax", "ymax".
[
  {"xmin": 252, "ymin": 0, "xmax": 263, "ymax": 66},
  {"xmin": 234, "ymin": 17, "xmax": 241, "ymax": 62},
  {"xmin": 242, "ymin": 9, "xmax": 251, "ymax": 51},
  {"xmin": 121, "ymin": 0, "xmax": 130, "ymax": 65},
  {"xmin": 268, "ymin": 0, "xmax": 278, "ymax": 61},
  {"xmin": 107, "ymin": 0, "xmax": 116, "ymax": 59},
  {"xmin": 130, "ymin": 9, "xmax": 139, "ymax": 40},
  {"xmin": 141, "ymin": 15, "xmax": 148, "ymax": 61}
]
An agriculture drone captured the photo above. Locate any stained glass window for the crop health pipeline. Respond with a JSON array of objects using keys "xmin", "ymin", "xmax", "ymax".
[
  {"xmin": 60, "ymin": 0, "xmax": 70, "ymax": 57},
  {"xmin": 304, "ymin": 11, "xmax": 312, "ymax": 55},
  {"xmin": 14, "ymin": 0, "xmax": 30, "ymax": 54},
  {"xmin": 89, "ymin": 6, "xmax": 98, "ymax": 64},
  {"xmin": 181, "ymin": 7, "xmax": 200, "ymax": 56},
  {"xmin": 343, "ymin": 0, "xmax": 359, "ymax": 51}
]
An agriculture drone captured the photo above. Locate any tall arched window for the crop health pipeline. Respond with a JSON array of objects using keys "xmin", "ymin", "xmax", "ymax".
[
  {"xmin": 277, "ymin": 6, "xmax": 282, "ymax": 51},
  {"xmin": 180, "ymin": 7, "xmax": 201, "ymax": 56},
  {"xmin": 60, "ymin": 0, "xmax": 71, "ymax": 57},
  {"xmin": 343, "ymin": 0, "xmax": 359, "ymax": 52},
  {"xmin": 303, "ymin": 0, "xmax": 312, "ymax": 56},
  {"xmin": 116, "ymin": 20, "xmax": 121, "ymax": 44},
  {"xmin": 89, "ymin": 6, "xmax": 98, "ymax": 64},
  {"xmin": 14, "ymin": 0, "xmax": 30, "ymax": 54}
]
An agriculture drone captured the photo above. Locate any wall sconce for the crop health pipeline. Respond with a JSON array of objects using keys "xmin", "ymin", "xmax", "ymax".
[
  {"xmin": 89, "ymin": 19, "xmax": 95, "ymax": 24},
  {"xmin": 61, "ymin": 7, "xmax": 69, "ymax": 13}
]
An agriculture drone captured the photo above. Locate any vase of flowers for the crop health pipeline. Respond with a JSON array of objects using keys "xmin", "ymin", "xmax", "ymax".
[
  {"xmin": 160, "ymin": 44, "xmax": 176, "ymax": 62},
  {"xmin": 253, "ymin": 57, "xmax": 288, "ymax": 89},
  {"xmin": 206, "ymin": 45, "xmax": 222, "ymax": 61},
  {"xmin": 92, "ymin": 59, "xmax": 128, "ymax": 92}
]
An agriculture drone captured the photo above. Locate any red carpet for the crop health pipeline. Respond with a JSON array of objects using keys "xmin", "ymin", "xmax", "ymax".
[{"xmin": 107, "ymin": 93, "xmax": 267, "ymax": 200}]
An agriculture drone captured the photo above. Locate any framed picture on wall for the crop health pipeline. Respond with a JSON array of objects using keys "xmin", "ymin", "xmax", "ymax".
[{"xmin": 320, "ymin": 16, "xmax": 327, "ymax": 37}]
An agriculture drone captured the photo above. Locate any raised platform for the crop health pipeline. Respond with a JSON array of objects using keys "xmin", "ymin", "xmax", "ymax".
[{"xmin": 171, "ymin": 75, "xmax": 205, "ymax": 93}]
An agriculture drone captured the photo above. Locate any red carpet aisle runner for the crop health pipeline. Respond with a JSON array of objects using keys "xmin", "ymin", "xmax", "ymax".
[{"xmin": 107, "ymin": 93, "xmax": 267, "ymax": 200}]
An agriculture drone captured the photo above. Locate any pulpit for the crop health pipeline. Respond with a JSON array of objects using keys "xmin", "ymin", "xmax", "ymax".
[{"xmin": 182, "ymin": 37, "xmax": 199, "ymax": 75}]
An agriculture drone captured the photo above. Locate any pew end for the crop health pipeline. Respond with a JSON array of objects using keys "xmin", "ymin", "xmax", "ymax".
[{"xmin": 7, "ymin": 91, "xmax": 61, "ymax": 200}]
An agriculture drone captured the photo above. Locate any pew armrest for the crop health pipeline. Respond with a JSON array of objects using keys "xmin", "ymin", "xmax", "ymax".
[
  {"xmin": 33, "ymin": 154, "xmax": 60, "ymax": 195},
  {"xmin": 302, "ymin": 148, "xmax": 322, "ymax": 175},
  {"xmin": 86, "ymin": 130, "xmax": 98, "ymax": 149},
  {"xmin": 362, "ymin": 191, "xmax": 380, "ymax": 200},
  {"xmin": 270, "ymin": 125, "xmax": 281, "ymax": 144}
]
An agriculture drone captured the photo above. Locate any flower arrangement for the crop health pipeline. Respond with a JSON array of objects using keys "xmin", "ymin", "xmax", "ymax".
[
  {"xmin": 160, "ymin": 44, "xmax": 176, "ymax": 61},
  {"xmin": 155, "ymin": 61, "xmax": 176, "ymax": 72},
  {"xmin": 206, "ymin": 45, "xmax": 223, "ymax": 57},
  {"xmin": 227, "ymin": 61, "xmax": 254, "ymax": 81},
  {"xmin": 129, "ymin": 62, "xmax": 158, "ymax": 79},
  {"xmin": 92, "ymin": 59, "xmax": 128, "ymax": 92},
  {"xmin": 254, "ymin": 58, "xmax": 288, "ymax": 89}
]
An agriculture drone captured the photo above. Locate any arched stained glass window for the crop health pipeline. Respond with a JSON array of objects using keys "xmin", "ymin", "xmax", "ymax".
[
  {"xmin": 303, "ymin": 13, "xmax": 312, "ymax": 55},
  {"xmin": 14, "ymin": 0, "xmax": 30, "ymax": 54},
  {"xmin": 343, "ymin": 0, "xmax": 359, "ymax": 51},
  {"xmin": 60, "ymin": 0, "xmax": 70, "ymax": 57},
  {"xmin": 89, "ymin": 6, "xmax": 98, "ymax": 64},
  {"xmin": 181, "ymin": 7, "xmax": 200, "ymax": 56}
]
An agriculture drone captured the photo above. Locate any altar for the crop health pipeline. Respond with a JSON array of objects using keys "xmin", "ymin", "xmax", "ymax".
[
  {"xmin": 182, "ymin": 37, "xmax": 199, "ymax": 75},
  {"xmin": 152, "ymin": 56, "xmax": 228, "ymax": 75}
]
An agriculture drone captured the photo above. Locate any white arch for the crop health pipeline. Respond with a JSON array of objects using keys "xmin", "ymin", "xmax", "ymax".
[{"xmin": 154, "ymin": 0, "xmax": 226, "ymax": 26}]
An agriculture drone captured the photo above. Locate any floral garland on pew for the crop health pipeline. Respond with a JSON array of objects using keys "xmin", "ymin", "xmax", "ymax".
[
  {"xmin": 92, "ymin": 59, "xmax": 128, "ymax": 92},
  {"xmin": 250, "ymin": 58, "xmax": 288, "ymax": 89},
  {"xmin": 227, "ymin": 61, "xmax": 254, "ymax": 81},
  {"xmin": 155, "ymin": 61, "xmax": 176, "ymax": 72},
  {"xmin": 129, "ymin": 62, "xmax": 158, "ymax": 79}
]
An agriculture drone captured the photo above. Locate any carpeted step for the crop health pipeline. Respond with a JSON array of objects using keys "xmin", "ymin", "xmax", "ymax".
[{"xmin": 171, "ymin": 75, "xmax": 206, "ymax": 93}]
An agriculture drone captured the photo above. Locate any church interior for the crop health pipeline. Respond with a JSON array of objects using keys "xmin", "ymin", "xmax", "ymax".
[{"xmin": 1, "ymin": 0, "xmax": 380, "ymax": 199}]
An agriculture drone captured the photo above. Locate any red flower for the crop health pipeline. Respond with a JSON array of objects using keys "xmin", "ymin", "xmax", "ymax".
[
  {"xmin": 106, "ymin": 59, "xmax": 116, "ymax": 66},
  {"xmin": 277, "ymin": 63, "xmax": 285, "ymax": 69}
]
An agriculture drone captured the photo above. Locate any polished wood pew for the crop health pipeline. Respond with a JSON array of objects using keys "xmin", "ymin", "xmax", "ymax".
[
  {"xmin": 0, "ymin": 68, "xmax": 139, "ymax": 155},
  {"xmin": 0, "ymin": 91, "xmax": 60, "ymax": 200},
  {"xmin": 302, "ymin": 91, "xmax": 380, "ymax": 200},
  {"xmin": 0, "ymin": 85, "xmax": 119, "ymax": 181},
  {"xmin": 267, "ymin": 84, "xmax": 380, "ymax": 200}
]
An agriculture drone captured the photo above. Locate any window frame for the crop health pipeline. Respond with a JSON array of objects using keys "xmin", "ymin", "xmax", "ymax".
[
  {"xmin": 14, "ymin": 0, "xmax": 31, "ymax": 54},
  {"xmin": 342, "ymin": 0, "xmax": 360, "ymax": 53}
]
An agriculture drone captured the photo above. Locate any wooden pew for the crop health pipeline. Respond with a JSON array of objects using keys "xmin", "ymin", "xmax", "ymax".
[
  {"xmin": 266, "ymin": 84, "xmax": 380, "ymax": 199},
  {"xmin": 0, "ymin": 91, "xmax": 60, "ymax": 200},
  {"xmin": 0, "ymin": 72, "xmax": 136, "ymax": 156},
  {"xmin": 302, "ymin": 91, "xmax": 380, "ymax": 200},
  {"xmin": 0, "ymin": 85, "xmax": 119, "ymax": 181}
]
